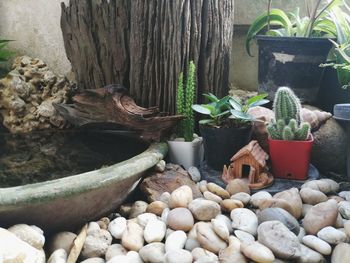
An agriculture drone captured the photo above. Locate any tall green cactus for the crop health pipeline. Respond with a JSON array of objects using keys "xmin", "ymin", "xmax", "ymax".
[
  {"xmin": 268, "ymin": 87, "xmax": 311, "ymax": 141},
  {"xmin": 273, "ymin": 86, "xmax": 302, "ymax": 124},
  {"xmin": 176, "ymin": 61, "xmax": 196, "ymax": 142}
]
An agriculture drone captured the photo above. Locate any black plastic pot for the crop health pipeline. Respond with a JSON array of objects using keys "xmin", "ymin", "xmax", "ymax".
[
  {"xmin": 318, "ymin": 68, "xmax": 350, "ymax": 113},
  {"xmin": 256, "ymin": 36, "xmax": 333, "ymax": 103},
  {"xmin": 200, "ymin": 125, "xmax": 252, "ymax": 171}
]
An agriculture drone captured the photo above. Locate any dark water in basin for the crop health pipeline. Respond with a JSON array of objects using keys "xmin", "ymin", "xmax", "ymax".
[{"xmin": 0, "ymin": 131, "xmax": 148, "ymax": 187}]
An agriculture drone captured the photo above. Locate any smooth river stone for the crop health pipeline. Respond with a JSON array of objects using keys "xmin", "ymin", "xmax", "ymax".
[
  {"xmin": 8, "ymin": 224, "xmax": 45, "ymax": 250},
  {"xmin": 146, "ymin": 201, "xmax": 168, "ymax": 216},
  {"xmin": 139, "ymin": 242, "xmax": 165, "ymax": 263},
  {"xmin": 301, "ymin": 179, "xmax": 339, "ymax": 194},
  {"xmin": 121, "ymin": 221, "xmax": 144, "ymax": 251},
  {"xmin": 108, "ymin": 217, "xmax": 127, "ymax": 239},
  {"xmin": 126, "ymin": 251, "xmax": 143, "ymax": 263},
  {"xmin": 165, "ymin": 230, "xmax": 187, "ymax": 252},
  {"xmin": 144, "ymin": 219, "xmax": 166, "ymax": 243},
  {"xmin": 231, "ymin": 192, "xmax": 251, "ymax": 205},
  {"xmin": 207, "ymin": 182, "xmax": 230, "ymax": 199},
  {"xmin": 165, "ymin": 249, "xmax": 193, "ymax": 263},
  {"xmin": 225, "ymin": 179, "xmax": 250, "ymax": 195},
  {"xmin": 220, "ymin": 199, "xmax": 244, "ymax": 212},
  {"xmin": 258, "ymin": 198, "xmax": 295, "ymax": 217},
  {"xmin": 241, "ymin": 241, "xmax": 275, "ymax": 263},
  {"xmin": 303, "ymin": 200, "xmax": 338, "ymax": 235},
  {"xmin": 167, "ymin": 208, "xmax": 194, "ymax": 232},
  {"xmin": 302, "ymin": 235, "xmax": 332, "ymax": 255},
  {"xmin": 274, "ymin": 187, "xmax": 303, "ymax": 219},
  {"xmin": 215, "ymin": 214, "xmax": 233, "ymax": 234},
  {"xmin": 169, "ymin": 185, "xmax": 193, "ymax": 208},
  {"xmin": 80, "ymin": 258, "xmax": 105, "ymax": 263},
  {"xmin": 297, "ymin": 244, "xmax": 325, "ymax": 263},
  {"xmin": 339, "ymin": 191, "xmax": 350, "ymax": 201},
  {"xmin": 47, "ymin": 249, "xmax": 67, "ymax": 263},
  {"xmin": 191, "ymin": 247, "xmax": 218, "ymax": 262},
  {"xmin": 196, "ymin": 222, "xmax": 228, "ymax": 253},
  {"xmin": 258, "ymin": 221, "xmax": 301, "ymax": 260},
  {"xmin": 231, "ymin": 208, "xmax": 258, "ymax": 236},
  {"xmin": 317, "ymin": 226, "xmax": 347, "ymax": 245},
  {"xmin": 331, "ymin": 243, "xmax": 350, "ymax": 263},
  {"xmin": 250, "ymin": 191, "xmax": 272, "ymax": 207},
  {"xmin": 203, "ymin": 191, "xmax": 222, "ymax": 203},
  {"xmin": 219, "ymin": 244, "xmax": 247, "ymax": 263},
  {"xmin": 211, "ymin": 219, "xmax": 229, "ymax": 241},
  {"xmin": 188, "ymin": 199, "xmax": 221, "ymax": 221},
  {"xmin": 0, "ymin": 228, "xmax": 45, "ymax": 263},
  {"xmin": 105, "ymin": 244, "xmax": 127, "ymax": 261},
  {"xmin": 234, "ymin": 230, "xmax": 255, "ymax": 244},
  {"xmin": 257, "ymin": 207, "xmax": 300, "ymax": 235},
  {"xmin": 344, "ymin": 220, "xmax": 350, "ymax": 237},
  {"xmin": 48, "ymin": 231, "xmax": 77, "ymax": 254},
  {"xmin": 137, "ymin": 213, "xmax": 157, "ymax": 227},
  {"xmin": 300, "ymin": 188, "xmax": 328, "ymax": 205},
  {"xmin": 338, "ymin": 201, "xmax": 350, "ymax": 219},
  {"xmin": 198, "ymin": 180, "xmax": 208, "ymax": 193},
  {"xmin": 302, "ymin": 204, "xmax": 313, "ymax": 218}
]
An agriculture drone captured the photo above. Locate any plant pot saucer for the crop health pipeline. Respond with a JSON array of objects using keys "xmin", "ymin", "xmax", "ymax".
[{"xmin": 199, "ymin": 162, "xmax": 319, "ymax": 194}]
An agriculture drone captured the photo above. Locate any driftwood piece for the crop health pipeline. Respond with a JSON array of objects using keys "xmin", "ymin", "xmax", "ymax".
[
  {"xmin": 54, "ymin": 85, "xmax": 183, "ymax": 141},
  {"xmin": 61, "ymin": 0, "xmax": 234, "ymax": 113}
]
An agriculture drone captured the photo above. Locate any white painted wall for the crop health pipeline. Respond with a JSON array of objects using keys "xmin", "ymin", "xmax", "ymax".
[{"xmin": 0, "ymin": 0, "xmax": 71, "ymax": 76}]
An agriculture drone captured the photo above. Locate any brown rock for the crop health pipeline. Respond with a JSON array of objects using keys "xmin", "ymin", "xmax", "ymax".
[
  {"xmin": 226, "ymin": 179, "xmax": 250, "ymax": 195},
  {"xmin": 274, "ymin": 188, "xmax": 302, "ymax": 219},
  {"xmin": 140, "ymin": 164, "xmax": 202, "ymax": 202},
  {"xmin": 300, "ymin": 188, "xmax": 328, "ymax": 205},
  {"xmin": 146, "ymin": 201, "xmax": 168, "ymax": 216},
  {"xmin": 258, "ymin": 198, "xmax": 295, "ymax": 217},
  {"xmin": 220, "ymin": 199, "xmax": 244, "ymax": 213},
  {"xmin": 207, "ymin": 183, "xmax": 230, "ymax": 199},
  {"xmin": 167, "ymin": 208, "xmax": 194, "ymax": 232},
  {"xmin": 303, "ymin": 200, "xmax": 338, "ymax": 235}
]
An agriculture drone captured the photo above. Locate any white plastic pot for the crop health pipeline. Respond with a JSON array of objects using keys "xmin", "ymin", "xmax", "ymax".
[{"xmin": 167, "ymin": 138, "xmax": 204, "ymax": 170}]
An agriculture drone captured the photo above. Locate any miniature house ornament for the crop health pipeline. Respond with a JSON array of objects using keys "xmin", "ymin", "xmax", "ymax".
[{"xmin": 222, "ymin": 140, "xmax": 274, "ymax": 189}]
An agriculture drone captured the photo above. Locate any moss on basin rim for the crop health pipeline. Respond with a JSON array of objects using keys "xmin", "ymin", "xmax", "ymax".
[{"xmin": 0, "ymin": 143, "xmax": 167, "ymax": 232}]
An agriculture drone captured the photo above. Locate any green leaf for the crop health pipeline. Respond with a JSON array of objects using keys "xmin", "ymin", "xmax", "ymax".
[
  {"xmin": 216, "ymin": 95, "xmax": 231, "ymax": 110},
  {"xmin": 229, "ymin": 110, "xmax": 254, "ymax": 121},
  {"xmin": 192, "ymin": 105, "xmax": 211, "ymax": 115},
  {"xmin": 229, "ymin": 98, "xmax": 243, "ymax": 111},
  {"xmin": 250, "ymin": 99, "xmax": 270, "ymax": 108},
  {"xmin": 203, "ymin": 93, "xmax": 219, "ymax": 103},
  {"xmin": 246, "ymin": 9, "xmax": 292, "ymax": 56},
  {"xmin": 247, "ymin": 93, "xmax": 268, "ymax": 106}
]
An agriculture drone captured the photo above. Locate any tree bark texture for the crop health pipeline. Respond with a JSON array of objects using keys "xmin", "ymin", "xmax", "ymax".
[{"xmin": 61, "ymin": 0, "xmax": 234, "ymax": 113}]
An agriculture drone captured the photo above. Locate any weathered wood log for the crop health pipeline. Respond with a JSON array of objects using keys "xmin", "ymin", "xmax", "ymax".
[
  {"xmin": 61, "ymin": 0, "xmax": 234, "ymax": 113},
  {"xmin": 54, "ymin": 85, "xmax": 183, "ymax": 141}
]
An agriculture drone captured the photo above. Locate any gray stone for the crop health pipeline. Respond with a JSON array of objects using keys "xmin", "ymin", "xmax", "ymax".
[
  {"xmin": 257, "ymin": 207, "xmax": 300, "ymax": 235},
  {"xmin": 81, "ymin": 229, "xmax": 112, "ymax": 258},
  {"xmin": 331, "ymin": 243, "xmax": 350, "ymax": 263},
  {"xmin": 47, "ymin": 249, "xmax": 67, "ymax": 263},
  {"xmin": 188, "ymin": 166, "xmax": 201, "ymax": 182},
  {"xmin": 258, "ymin": 221, "xmax": 301, "ymax": 260},
  {"xmin": 297, "ymin": 244, "xmax": 325, "ymax": 263}
]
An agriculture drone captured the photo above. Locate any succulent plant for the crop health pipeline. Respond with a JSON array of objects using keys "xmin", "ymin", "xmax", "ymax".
[{"xmin": 267, "ymin": 87, "xmax": 311, "ymax": 141}]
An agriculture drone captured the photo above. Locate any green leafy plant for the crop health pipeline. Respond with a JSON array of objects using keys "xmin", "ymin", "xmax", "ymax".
[
  {"xmin": 0, "ymin": 39, "xmax": 14, "ymax": 77},
  {"xmin": 192, "ymin": 93, "xmax": 269, "ymax": 127},
  {"xmin": 176, "ymin": 61, "xmax": 196, "ymax": 142},
  {"xmin": 320, "ymin": 3, "xmax": 350, "ymax": 89},
  {"xmin": 245, "ymin": 0, "xmax": 343, "ymax": 56},
  {"xmin": 267, "ymin": 87, "xmax": 311, "ymax": 141}
]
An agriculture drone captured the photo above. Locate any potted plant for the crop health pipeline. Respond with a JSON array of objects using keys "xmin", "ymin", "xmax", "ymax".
[
  {"xmin": 192, "ymin": 93, "xmax": 269, "ymax": 170},
  {"xmin": 167, "ymin": 61, "xmax": 203, "ymax": 169},
  {"xmin": 319, "ymin": 4, "xmax": 350, "ymax": 111},
  {"xmin": 245, "ymin": 0, "xmax": 343, "ymax": 103},
  {"xmin": 267, "ymin": 87, "xmax": 313, "ymax": 180}
]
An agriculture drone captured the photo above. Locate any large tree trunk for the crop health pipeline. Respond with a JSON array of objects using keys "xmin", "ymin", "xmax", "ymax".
[{"xmin": 61, "ymin": 0, "xmax": 234, "ymax": 113}]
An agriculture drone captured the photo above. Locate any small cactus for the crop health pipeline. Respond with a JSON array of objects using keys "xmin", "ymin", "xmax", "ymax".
[
  {"xmin": 176, "ymin": 61, "xmax": 196, "ymax": 142},
  {"xmin": 273, "ymin": 87, "xmax": 302, "ymax": 124},
  {"xmin": 268, "ymin": 87, "xmax": 311, "ymax": 141}
]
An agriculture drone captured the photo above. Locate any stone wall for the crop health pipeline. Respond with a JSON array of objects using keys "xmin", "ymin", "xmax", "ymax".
[{"xmin": 0, "ymin": 0, "xmax": 306, "ymax": 90}]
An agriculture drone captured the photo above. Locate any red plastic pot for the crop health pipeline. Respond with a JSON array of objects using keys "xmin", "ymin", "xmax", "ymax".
[{"xmin": 268, "ymin": 136, "xmax": 314, "ymax": 180}]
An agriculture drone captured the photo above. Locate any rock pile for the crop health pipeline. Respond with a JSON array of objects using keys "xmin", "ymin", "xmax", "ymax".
[
  {"xmin": 1, "ymin": 178, "xmax": 350, "ymax": 262},
  {"xmin": 0, "ymin": 56, "xmax": 74, "ymax": 133}
]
